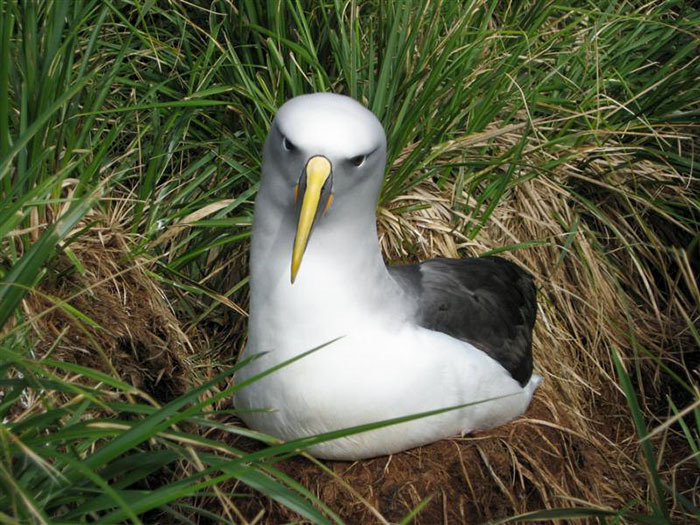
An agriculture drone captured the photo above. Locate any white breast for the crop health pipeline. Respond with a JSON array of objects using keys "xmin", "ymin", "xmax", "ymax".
[{"xmin": 236, "ymin": 316, "xmax": 539, "ymax": 459}]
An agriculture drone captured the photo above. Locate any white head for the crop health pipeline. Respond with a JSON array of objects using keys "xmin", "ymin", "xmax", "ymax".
[{"xmin": 259, "ymin": 93, "xmax": 387, "ymax": 282}]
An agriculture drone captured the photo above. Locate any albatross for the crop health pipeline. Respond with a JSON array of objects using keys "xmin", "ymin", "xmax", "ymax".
[{"xmin": 235, "ymin": 93, "xmax": 540, "ymax": 460}]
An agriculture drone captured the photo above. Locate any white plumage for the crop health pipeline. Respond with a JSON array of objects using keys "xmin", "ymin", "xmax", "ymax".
[{"xmin": 234, "ymin": 93, "xmax": 540, "ymax": 460}]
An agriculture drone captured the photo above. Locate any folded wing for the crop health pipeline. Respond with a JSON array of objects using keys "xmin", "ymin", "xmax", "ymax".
[{"xmin": 389, "ymin": 257, "xmax": 537, "ymax": 386}]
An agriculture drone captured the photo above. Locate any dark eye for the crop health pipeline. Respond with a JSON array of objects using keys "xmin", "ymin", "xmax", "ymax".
[
  {"xmin": 350, "ymin": 155, "xmax": 366, "ymax": 167},
  {"xmin": 283, "ymin": 136, "xmax": 297, "ymax": 152}
]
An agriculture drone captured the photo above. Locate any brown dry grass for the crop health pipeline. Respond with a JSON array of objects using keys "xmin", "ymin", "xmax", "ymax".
[{"xmin": 22, "ymin": 218, "xmax": 198, "ymax": 402}]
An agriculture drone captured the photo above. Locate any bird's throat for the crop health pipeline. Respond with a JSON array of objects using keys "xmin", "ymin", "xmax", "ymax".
[{"xmin": 249, "ymin": 204, "xmax": 407, "ymax": 357}]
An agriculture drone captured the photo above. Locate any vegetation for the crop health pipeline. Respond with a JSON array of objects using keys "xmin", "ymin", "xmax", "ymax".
[{"xmin": 1, "ymin": 0, "xmax": 698, "ymax": 522}]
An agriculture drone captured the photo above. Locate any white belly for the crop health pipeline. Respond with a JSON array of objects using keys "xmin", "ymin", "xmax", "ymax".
[{"xmin": 235, "ymin": 322, "xmax": 539, "ymax": 460}]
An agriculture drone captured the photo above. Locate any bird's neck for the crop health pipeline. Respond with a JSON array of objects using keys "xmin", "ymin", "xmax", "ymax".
[{"xmin": 248, "ymin": 193, "xmax": 409, "ymax": 355}]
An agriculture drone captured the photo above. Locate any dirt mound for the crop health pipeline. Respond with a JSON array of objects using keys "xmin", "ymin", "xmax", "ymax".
[
  {"xmin": 23, "ymin": 222, "xmax": 196, "ymax": 401},
  {"xmin": 228, "ymin": 393, "xmax": 645, "ymax": 524}
]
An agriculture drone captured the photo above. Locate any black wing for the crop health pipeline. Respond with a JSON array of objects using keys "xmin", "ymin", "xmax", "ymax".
[{"xmin": 388, "ymin": 257, "xmax": 537, "ymax": 386}]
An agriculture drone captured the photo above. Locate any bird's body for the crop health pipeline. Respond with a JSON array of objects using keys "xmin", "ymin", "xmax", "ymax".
[{"xmin": 235, "ymin": 93, "xmax": 540, "ymax": 460}]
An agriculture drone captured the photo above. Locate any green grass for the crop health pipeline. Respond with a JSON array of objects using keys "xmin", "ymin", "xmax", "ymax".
[{"xmin": 1, "ymin": 0, "xmax": 698, "ymax": 522}]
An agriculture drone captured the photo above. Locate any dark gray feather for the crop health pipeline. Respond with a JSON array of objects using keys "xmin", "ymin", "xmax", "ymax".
[{"xmin": 388, "ymin": 257, "xmax": 536, "ymax": 386}]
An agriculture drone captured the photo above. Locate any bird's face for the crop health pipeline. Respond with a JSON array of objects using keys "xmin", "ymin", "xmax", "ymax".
[{"xmin": 261, "ymin": 93, "xmax": 387, "ymax": 283}]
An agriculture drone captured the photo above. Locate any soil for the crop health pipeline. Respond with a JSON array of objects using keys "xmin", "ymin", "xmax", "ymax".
[{"xmin": 226, "ymin": 395, "xmax": 646, "ymax": 524}]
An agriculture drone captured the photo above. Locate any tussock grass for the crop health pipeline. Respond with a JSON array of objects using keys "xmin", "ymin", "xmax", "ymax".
[{"xmin": 1, "ymin": 0, "xmax": 698, "ymax": 523}]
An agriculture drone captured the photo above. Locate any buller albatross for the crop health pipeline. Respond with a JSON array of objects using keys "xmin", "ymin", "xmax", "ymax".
[{"xmin": 235, "ymin": 93, "xmax": 540, "ymax": 460}]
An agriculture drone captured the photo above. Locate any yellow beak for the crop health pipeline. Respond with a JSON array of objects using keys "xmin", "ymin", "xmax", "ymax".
[{"xmin": 291, "ymin": 156, "xmax": 332, "ymax": 283}]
